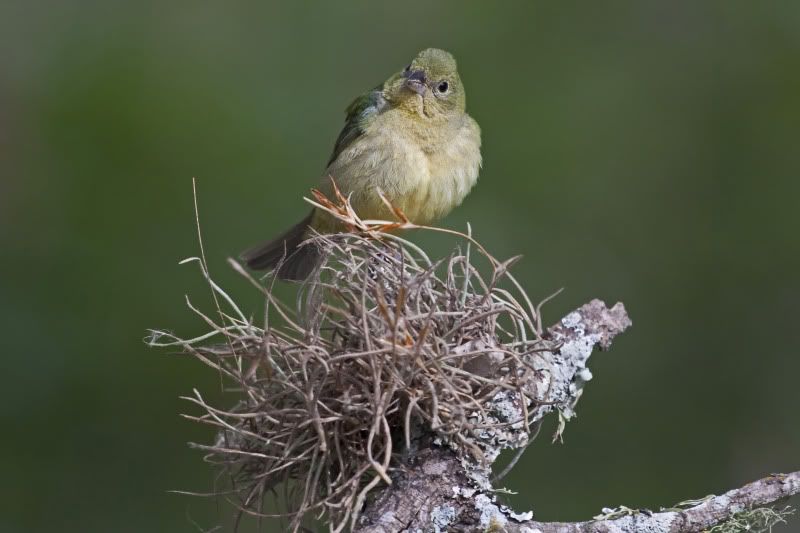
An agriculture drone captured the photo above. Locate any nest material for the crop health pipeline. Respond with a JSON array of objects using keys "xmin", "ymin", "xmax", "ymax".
[{"xmin": 149, "ymin": 189, "xmax": 553, "ymax": 532}]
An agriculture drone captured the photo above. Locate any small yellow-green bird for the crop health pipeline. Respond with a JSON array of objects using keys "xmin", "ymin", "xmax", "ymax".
[{"xmin": 243, "ymin": 48, "xmax": 482, "ymax": 280}]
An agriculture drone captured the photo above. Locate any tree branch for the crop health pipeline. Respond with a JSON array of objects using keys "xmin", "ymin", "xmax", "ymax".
[
  {"xmin": 519, "ymin": 471, "xmax": 799, "ymax": 533},
  {"xmin": 355, "ymin": 300, "xmax": 798, "ymax": 532},
  {"xmin": 357, "ymin": 446, "xmax": 798, "ymax": 532}
]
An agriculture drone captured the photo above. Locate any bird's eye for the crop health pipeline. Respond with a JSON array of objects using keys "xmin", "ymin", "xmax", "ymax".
[
  {"xmin": 437, "ymin": 81, "xmax": 449, "ymax": 93},
  {"xmin": 404, "ymin": 64, "xmax": 411, "ymax": 72}
]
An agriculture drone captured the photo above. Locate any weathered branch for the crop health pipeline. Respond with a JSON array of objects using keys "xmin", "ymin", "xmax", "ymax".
[
  {"xmin": 519, "ymin": 471, "xmax": 799, "ymax": 533},
  {"xmin": 356, "ymin": 444, "xmax": 798, "ymax": 532},
  {"xmin": 355, "ymin": 301, "xmax": 798, "ymax": 532}
]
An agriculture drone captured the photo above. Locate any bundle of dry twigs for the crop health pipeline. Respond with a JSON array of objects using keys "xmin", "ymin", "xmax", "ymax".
[{"xmin": 148, "ymin": 186, "xmax": 555, "ymax": 532}]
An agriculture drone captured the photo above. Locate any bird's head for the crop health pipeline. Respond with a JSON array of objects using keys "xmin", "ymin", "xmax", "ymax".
[{"xmin": 386, "ymin": 48, "xmax": 466, "ymax": 118}]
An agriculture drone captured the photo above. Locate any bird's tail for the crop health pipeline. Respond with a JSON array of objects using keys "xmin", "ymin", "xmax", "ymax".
[{"xmin": 241, "ymin": 211, "xmax": 321, "ymax": 281}]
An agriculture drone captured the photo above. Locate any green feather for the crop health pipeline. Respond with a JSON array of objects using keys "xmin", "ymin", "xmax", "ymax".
[{"xmin": 327, "ymin": 85, "xmax": 386, "ymax": 166}]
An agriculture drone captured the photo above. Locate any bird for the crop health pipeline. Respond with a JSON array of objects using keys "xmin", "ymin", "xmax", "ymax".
[{"xmin": 242, "ymin": 48, "xmax": 482, "ymax": 280}]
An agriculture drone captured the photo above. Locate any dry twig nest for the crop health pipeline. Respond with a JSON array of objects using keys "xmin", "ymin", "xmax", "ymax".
[{"xmin": 149, "ymin": 187, "xmax": 557, "ymax": 532}]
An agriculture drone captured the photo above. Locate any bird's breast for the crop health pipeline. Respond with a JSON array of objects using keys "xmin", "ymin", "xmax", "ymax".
[{"xmin": 322, "ymin": 113, "xmax": 481, "ymax": 226}]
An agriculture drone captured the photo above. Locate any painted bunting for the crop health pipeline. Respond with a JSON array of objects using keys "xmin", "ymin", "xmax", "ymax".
[{"xmin": 242, "ymin": 48, "xmax": 482, "ymax": 280}]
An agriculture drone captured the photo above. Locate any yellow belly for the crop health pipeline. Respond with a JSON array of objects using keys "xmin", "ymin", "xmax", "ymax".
[{"xmin": 312, "ymin": 112, "xmax": 481, "ymax": 233}]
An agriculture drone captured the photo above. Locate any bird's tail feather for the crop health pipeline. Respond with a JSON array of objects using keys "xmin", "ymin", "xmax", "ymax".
[{"xmin": 241, "ymin": 212, "xmax": 320, "ymax": 281}]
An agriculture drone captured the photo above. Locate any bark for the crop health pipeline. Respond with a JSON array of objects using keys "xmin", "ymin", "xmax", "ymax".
[
  {"xmin": 357, "ymin": 445, "xmax": 798, "ymax": 532},
  {"xmin": 354, "ymin": 300, "xmax": 799, "ymax": 532}
]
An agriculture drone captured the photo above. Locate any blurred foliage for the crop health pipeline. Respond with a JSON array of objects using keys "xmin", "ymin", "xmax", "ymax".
[{"xmin": 1, "ymin": 1, "xmax": 798, "ymax": 531}]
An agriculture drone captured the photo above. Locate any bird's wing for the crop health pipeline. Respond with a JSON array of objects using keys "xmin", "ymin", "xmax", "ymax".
[{"xmin": 326, "ymin": 86, "xmax": 387, "ymax": 167}]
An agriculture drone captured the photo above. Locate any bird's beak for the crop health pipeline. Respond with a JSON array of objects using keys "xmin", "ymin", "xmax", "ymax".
[{"xmin": 403, "ymin": 69, "xmax": 427, "ymax": 95}]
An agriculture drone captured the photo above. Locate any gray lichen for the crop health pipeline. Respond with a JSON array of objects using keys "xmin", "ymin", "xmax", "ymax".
[{"xmin": 430, "ymin": 505, "xmax": 456, "ymax": 533}]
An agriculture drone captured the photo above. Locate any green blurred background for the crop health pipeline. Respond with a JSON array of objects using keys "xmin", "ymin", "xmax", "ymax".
[{"xmin": 2, "ymin": 1, "xmax": 798, "ymax": 531}]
